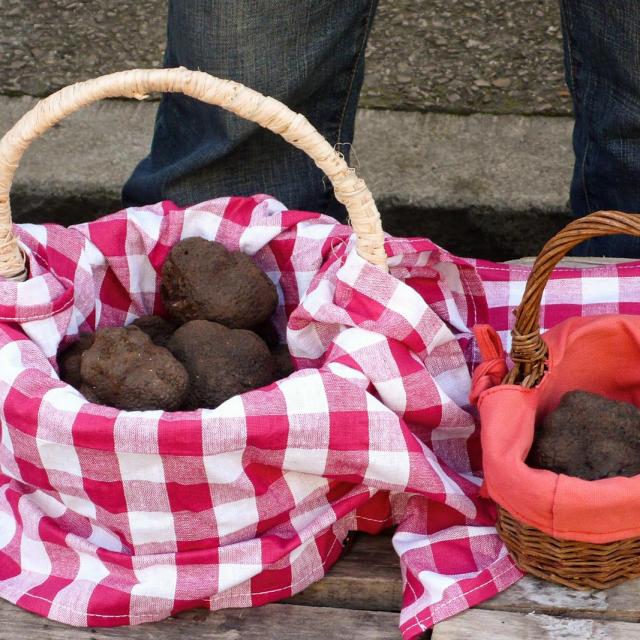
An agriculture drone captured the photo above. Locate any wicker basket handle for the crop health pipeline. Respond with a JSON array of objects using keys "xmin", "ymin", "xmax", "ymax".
[
  {"xmin": 0, "ymin": 67, "xmax": 387, "ymax": 281},
  {"xmin": 504, "ymin": 210, "xmax": 640, "ymax": 386}
]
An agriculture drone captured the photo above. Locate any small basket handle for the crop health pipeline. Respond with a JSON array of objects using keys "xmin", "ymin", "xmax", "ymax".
[
  {"xmin": 0, "ymin": 67, "xmax": 387, "ymax": 280},
  {"xmin": 505, "ymin": 210, "xmax": 640, "ymax": 387}
]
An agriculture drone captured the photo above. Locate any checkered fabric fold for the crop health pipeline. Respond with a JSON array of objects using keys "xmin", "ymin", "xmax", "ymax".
[{"xmin": 3, "ymin": 196, "xmax": 638, "ymax": 637}]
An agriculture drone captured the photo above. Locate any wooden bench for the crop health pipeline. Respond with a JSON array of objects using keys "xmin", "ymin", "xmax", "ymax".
[{"xmin": 3, "ymin": 531, "xmax": 640, "ymax": 639}]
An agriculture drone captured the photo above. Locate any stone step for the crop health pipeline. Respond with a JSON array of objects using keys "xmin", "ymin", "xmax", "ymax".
[{"xmin": 0, "ymin": 95, "xmax": 573, "ymax": 261}]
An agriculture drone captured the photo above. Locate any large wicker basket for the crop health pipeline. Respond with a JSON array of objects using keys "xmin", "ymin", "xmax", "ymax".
[
  {"xmin": 496, "ymin": 210, "xmax": 640, "ymax": 590},
  {"xmin": 0, "ymin": 68, "xmax": 402, "ymax": 627}
]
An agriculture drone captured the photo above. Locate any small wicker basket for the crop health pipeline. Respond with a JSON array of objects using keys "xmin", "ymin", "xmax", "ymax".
[{"xmin": 497, "ymin": 209, "xmax": 640, "ymax": 590}]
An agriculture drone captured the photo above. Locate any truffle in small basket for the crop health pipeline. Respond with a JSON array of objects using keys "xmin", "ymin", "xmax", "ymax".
[
  {"xmin": 80, "ymin": 326, "xmax": 189, "ymax": 411},
  {"xmin": 161, "ymin": 237, "xmax": 278, "ymax": 328},
  {"xmin": 527, "ymin": 390, "xmax": 640, "ymax": 480},
  {"xmin": 167, "ymin": 319, "xmax": 275, "ymax": 410}
]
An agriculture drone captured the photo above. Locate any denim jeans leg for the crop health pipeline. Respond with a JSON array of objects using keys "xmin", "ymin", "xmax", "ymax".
[
  {"xmin": 122, "ymin": 0, "xmax": 378, "ymax": 222},
  {"xmin": 561, "ymin": 0, "xmax": 640, "ymax": 256}
]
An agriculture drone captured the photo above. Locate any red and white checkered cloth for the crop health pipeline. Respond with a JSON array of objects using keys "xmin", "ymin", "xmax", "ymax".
[
  {"xmin": 472, "ymin": 256, "xmax": 640, "ymax": 356},
  {"xmin": 2, "ymin": 196, "xmax": 640, "ymax": 638}
]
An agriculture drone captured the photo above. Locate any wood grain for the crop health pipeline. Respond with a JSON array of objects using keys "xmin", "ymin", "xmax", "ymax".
[
  {"xmin": 432, "ymin": 609, "xmax": 640, "ymax": 640},
  {"xmin": 290, "ymin": 532, "xmax": 640, "ymax": 623},
  {"xmin": 0, "ymin": 600, "xmax": 401, "ymax": 640},
  {"xmin": 4, "ymin": 530, "xmax": 640, "ymax": 639},
  {"xmin": 508, "ymin": 257, "xmax": 635, "ymax": 268},
  {"xmin": 286, "ymin": 531, "xmax": 402, "ymax": 612},
  {"xmin": 480, "ymin": 574, "xmax": 640, "ymax": 622}
]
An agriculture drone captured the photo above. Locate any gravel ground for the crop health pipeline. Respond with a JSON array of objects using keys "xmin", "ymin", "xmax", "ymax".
[
  {"xmin": 0, "ymin": 0, "xmax": 166, "ymax": 96},
  {"xmin": 0, "ymin": 0, "xmax": 570, "ymax": 115},
  {"xmin": 363, "ymin": 0, "xmax": 571, "ymax": 115}
]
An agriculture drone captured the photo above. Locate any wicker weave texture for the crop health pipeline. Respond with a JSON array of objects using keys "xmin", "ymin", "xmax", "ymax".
[
  {"xmin": 505, "ymin": 210, "xmax": 640, "ymax": 387},
  {"xmin": 497, "ymin": 507, "xmax": 640, "ymax": 590},
  {"xmin": 497, "ymin": 210, "xmax": 640, "ymax": 590}
]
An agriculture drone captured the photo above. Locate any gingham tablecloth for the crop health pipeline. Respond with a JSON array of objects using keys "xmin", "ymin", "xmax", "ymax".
[{"xmin": 2, "ymin": 196, "xmax": 639, "ymax": 638}]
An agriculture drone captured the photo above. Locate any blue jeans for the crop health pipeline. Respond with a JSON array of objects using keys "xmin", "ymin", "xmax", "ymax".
[
  {"xmin": 123, "ymin": 0, "xmax": 378, "ymax": 222},
  {"xmin": 562, "ymin": 0, "xmax": 640, "ymax": 256}
]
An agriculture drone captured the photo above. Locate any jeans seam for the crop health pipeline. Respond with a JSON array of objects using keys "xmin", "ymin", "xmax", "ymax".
[
  {"xmin": 560, "ymin": 0, "xmax": 576, "ymax": 101},
  {"xmin": 580, "ymin": 138, "xmax": 592, "ymax": 213},
  {"xmin": 336, "ymin": 0, "xmax": 376, "ymax": 146},
  {"xmin": 561, "ymin": 0, "xmax": 593, "ymax": 213}
]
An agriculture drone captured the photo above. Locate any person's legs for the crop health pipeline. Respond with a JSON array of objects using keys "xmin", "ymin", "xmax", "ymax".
[
  {"xmin": 123, "ymin": 0, "xmax": 378, "ymax": 222},
  {"xmin": 561, "ymin": 0, "xmax": 640, "ymax": 256}
]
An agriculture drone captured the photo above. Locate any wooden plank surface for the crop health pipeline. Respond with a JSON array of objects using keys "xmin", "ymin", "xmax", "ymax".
[
  {"xmin": 286, "ymin": 531, "xmax": 402, "ymax": 612},
  {"xmin": 301, "ymin": 532, "xmax": 640, "ymax": 620},
  {"xmin": 0, "ymin": 600, "xmax": 402, "ymax": 640},
  {"xmin": 508, "ymin": 257, "xmax": 635, "ymax": 268},
  {"xmin": 4, "ymin": 531, "xmax": 640, "ymax": 638},
  {"xmin": 432, "ymin": 609, "xmax": 640, "ymax": 640},
  {"xmin": 481, "ymin": 573, "xmax": 640, "ymax": 623},
  {"xmin": 291, "ymin": 533, "xmax": 640, "ymax": 623}
]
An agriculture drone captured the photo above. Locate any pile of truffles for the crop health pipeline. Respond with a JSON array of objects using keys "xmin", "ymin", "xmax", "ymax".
[
  {"xmin": 58, "ymin": 238, "xmax": 294, "ymax": 411},
  {"xmin": 527, "ymin": 390, "xmax": 640, "ymax": 480}
]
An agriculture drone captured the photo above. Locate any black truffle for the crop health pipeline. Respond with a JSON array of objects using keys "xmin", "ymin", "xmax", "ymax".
[
  {"xmin": 78, "ymin": 383, "xmax": 101, "ymax": 404},
  {"xmin": 251, "ymin": 319, "xmax": 281, "ymax": 350},
  {"xmin": 167, "ymin": 320, "xmax": 275, "ymax": 410},
  {"xmin": 58, "ymin": 333, "xmax": 95, "ymax": 387},
  {"xmin": 161, "ymin": 237, "xmax": 278, "ymax": 328},
  {"xmin": 527, "ymin": 390, "xmax": 640, "ymax": 480},
  {"xmin": 80, "ymin": 326, "xmax": 189, "ymax": 411},
  {"xmin": 131, "ymin": 315, "xmax": 176, "ymax": 348},
  {"xmin": 272, "ymin": 344, "xmax": 295, "ymax": 379}
]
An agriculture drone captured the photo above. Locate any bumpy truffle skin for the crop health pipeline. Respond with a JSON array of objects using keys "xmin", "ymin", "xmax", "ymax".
[
  {"xmin": 161, "ymin": 237, "xmax": 278, "ymax": 328},
  {"xmin": 272, "ymin": 344, "xmax": 295, "ymax": 379},
  {"xmin": 527, "ymin": 390, "xmax": 640, "ymax": 480},
  {"xmin": 251, "ymin": 320, "xmax": 280, "ymax": 349},
  {"xmin": 80, "ymin": 326, "xmax": 189, "ymax": 411},
  {"xmin": 78, "ymin": 383, "xmax": 101, "ymax": 404},
  {"xmin": 167, "ymin": 320, "xmax": 275, "ymax": 410},
  {"xmin": 58, "ymin": 333, "xmax": 95, "ymax": 387},
  {"xmin": 131, "ymin": 315, "xmax": 176, "ymax": 347}
]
